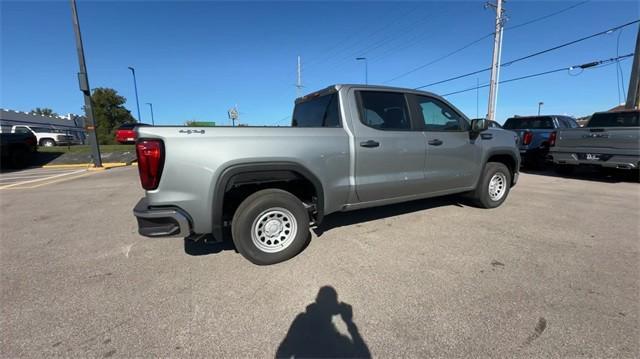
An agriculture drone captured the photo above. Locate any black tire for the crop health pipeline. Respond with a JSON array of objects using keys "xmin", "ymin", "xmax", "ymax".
[
  {"xmin": 9, "ymin": 147, "xmax": 31, "ymax": 168},
  {"xmin": 231, "ymin": 189, "xmax": 310, "ymax": 265},
  {"xmin": 471, "ymin": 162, "xmax": 512, "ymax": 209},
  {"xmin": 554, "ymin": 164, "xmax": 575, "ymax": 176}
]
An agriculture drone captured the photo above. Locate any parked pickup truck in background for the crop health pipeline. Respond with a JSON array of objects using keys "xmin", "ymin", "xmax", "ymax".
[
  {"xmin": 550, "ymin": 109, "xmax": 639, "ymax": 174},
  {"xmin": 11, "ymin": 125, "xmax": 75, "ymax": 147},
  {"xmin": 503, "ymin": 115, "xmax": 580, "ymax": 169},
  {"xmin": 133, "ymin": 84, "xmax": 520, "ymax": 265},
  {"xmin": 0, "ymin": 132, "xmax": 37, "ymax": 168}
]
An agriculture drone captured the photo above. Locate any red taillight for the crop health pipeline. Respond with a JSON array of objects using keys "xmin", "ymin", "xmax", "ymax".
[
  {"xmin": 136, "ymin": 139, "xmax": 164, "ymax": 190},
  {"xmin": 548, "ymin": 131, "xmax": 557, "ymax": 147},
  {"xmin": 522, "ymin": 131, "xmax": 533, "ymax": 145}
]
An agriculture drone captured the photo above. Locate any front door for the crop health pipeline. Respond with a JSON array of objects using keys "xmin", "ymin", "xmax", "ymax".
[
  {"xmin": 351, "ymin": 90, "xmax": 426, "ymax": 202},
  {"xmin": 410, "ymin": 94, "xmax": 482, "ymax": 193}
]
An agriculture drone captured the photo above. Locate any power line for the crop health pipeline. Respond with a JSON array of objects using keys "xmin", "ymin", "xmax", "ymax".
[
  {"xmin": 504, "ymin": 0, "xmax": 590, "ymax": 31},
  {"xmin": 414, "ymin": 19, "xmax": 640, "ymax": 90},
  {"xmin": 384, "ymin": 0, "xmax": 592, "ymax": 83},
  {"xmin": 304, "ymin": 5, "xmax": 420, "ymax": 69},
  {"xmin": 440, "ymin": 53, "xmax": 634, "ymax": 97}
]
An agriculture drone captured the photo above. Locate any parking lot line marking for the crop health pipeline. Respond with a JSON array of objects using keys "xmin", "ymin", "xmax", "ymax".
[
  {"xmin": 24, "ymin": 171, "xmax": 95, "ymax": 189},
  {"xmin": 0, "ymin": 171, "xmax": 80, "ymax": 181},
  {"xmin": 0, "ymin": 169, "xmax": 86, "ymax": 189},
  {"xmin": 0, "ymin": 172, "xmax": 95, "ymax": 190}
]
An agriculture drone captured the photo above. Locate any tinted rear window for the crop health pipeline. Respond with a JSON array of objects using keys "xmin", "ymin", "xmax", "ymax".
[
  {"xmin": 503, "ymin": 117, "xmax": 554, "ymax": 130},
  {"xmin": 587, "ymin": 112, "xmax": 639, "ymax": 127},
  {"xmin": 291, "ymin": 93, "xmax": 340, "ymax": 127}
]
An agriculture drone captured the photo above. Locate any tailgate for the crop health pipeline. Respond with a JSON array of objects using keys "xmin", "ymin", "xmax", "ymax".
[{"xmin": 554, "ymin": 127, "xmax": 640, "ymax": 154}]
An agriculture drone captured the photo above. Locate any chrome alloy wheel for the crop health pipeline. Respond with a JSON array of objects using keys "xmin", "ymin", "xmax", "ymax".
[
  {"xmin": 251, "ymin": 207, "xmax": 298, "ymax": 253},
  {"xmin": 488, "ymin": 172, "xmax": 507, "ymax": 201}
]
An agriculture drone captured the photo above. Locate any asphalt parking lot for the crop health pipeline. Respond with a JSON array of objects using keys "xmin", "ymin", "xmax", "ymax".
[{"xmin": 0, "ymin": 166, "xmax": 638, "ymax": 358}]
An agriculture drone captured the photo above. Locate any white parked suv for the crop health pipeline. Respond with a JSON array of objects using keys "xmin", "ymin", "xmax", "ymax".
[{"xmin": 11, "ymin": 125, "xmax": 75, "ymax": 147}]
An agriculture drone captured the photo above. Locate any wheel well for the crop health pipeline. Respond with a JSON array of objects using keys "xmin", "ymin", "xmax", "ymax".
[
  {"xmin": 487, "ymin": 154, "xmax": 516, "ymax": 181},
  {"xmin": 39, "ymin": 138, "xmax": 54, "ymax": 145},
  {"xmin": 221, "ymin": 170, "xmax": 319, "ymax": 226}
]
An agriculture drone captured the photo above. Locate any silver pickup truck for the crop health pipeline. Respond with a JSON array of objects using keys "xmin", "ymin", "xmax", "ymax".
[
  {"xmin": 550, "ymin": 109, "xmax": 639, "ymax": 174},
  {"xmin": 133, "ymin": 85, "xmax": 520, "ymax": 264}
]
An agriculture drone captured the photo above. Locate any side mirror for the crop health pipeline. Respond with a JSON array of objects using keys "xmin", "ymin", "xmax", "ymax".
[{"xmin": 470, "ymin": 118, "xmax": 489, "ymax": 132}]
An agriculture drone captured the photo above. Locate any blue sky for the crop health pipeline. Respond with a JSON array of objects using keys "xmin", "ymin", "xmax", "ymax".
[{"xmin": 1, "ymin": 0, "xmax": 638, "ymax": 125}]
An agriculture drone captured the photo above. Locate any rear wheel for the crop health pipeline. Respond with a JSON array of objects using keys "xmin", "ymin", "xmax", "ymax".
[
  {"xmin": 231, "ymin": 189, "xmax": 310, "ymax": 265},
  {"xmin": 9, "ymin": 147, "xmax": 31, "ymax": 168},
  {"xmin": 471, "ymin": 162, "xmax": 512, "ymax": 209}
]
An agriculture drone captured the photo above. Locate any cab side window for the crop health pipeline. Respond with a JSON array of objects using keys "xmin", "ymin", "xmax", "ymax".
[
  {"xmin": 415, "ymin": 96, "xmax": 465, "ymax": 131},
  {"xmin": 14, "ymin": 126, "xmax": 30, "ymax": 134},
  {"xmin": 357, "ymin": 91, "xmax": 411, "ymax": 131}
]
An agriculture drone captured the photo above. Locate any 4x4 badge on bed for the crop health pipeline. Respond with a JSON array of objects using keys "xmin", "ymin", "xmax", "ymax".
[{"xmin": 179, "ymin": 129, "xmax": 205, "ymax": 134}]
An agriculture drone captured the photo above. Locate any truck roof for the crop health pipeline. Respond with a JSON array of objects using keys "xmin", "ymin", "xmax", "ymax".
[{"xmin": 296, "ymin": 84, "xmax": 440, "ymax": 104}]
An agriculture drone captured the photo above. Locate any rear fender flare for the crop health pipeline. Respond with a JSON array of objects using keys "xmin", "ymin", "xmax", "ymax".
[{"xmin": 211, "ymin": 162, "xmax": 324, "ymax": 240}]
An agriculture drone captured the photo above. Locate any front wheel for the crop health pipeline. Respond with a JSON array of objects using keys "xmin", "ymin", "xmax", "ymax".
[
  {"xmin": 471, "ymin": 162, "xmax": 512, "ymax": 209},
  {"xmin": 231, "ymin": 189, "xmax": 310, "ymax": 265},
  {"xmin": 40, "ymin": 139, "xmax": 56, "ymax": 147}
]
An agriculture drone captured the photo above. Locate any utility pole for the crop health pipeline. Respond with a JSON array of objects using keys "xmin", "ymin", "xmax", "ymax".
[
  {"xmin": 296, "ymin": 55, "xmax": 303, "ymax": 98},
  {"xmin": 69, "ymin": 0, "xmax": 101, "ymax": 168},
  {"xmin": 625, "ymin": 25, "xmax": 640, "ymax": 109},
  {"xmin": 146, "ymin": 102, "xmax": 155, "ymax": 126},
  {"xmin": 128, "ymin": 66, "xmax": 142, "ymax": 122},
  {"xmin": 486, "ymin": 0, "xmax": 506, "ymax": 122}
]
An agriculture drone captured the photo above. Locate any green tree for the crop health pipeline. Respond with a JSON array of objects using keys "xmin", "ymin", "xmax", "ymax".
[
  {"xmin": 90, "ymin": 88, "xmax": 135, "ymax": 144},
  {"xmin": 30, "ymin": 108, "xmax": 58, "ymax": 117}
]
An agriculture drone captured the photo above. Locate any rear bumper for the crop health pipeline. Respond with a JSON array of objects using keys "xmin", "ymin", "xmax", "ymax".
[
  {"xmin": 550, "ymin": 152, "xmax": 639, "ymax": 170},
  {"xmin": 133, "ymin": 198, "xmax": 192, "ymax": 238}
]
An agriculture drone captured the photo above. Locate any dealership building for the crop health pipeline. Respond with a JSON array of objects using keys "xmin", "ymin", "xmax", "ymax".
[{"xmin": 0, "ymin": 109, "xmax": 86, "ymax": 143}]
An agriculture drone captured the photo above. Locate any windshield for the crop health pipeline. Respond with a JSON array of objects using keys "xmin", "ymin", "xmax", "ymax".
[
  {"xmin": 503, "ymin": 117, "xmax": 554, "ymax": 130},
  {"xmin": 587, "ymin": 111, "xmax": 639, "ymax": 127}
]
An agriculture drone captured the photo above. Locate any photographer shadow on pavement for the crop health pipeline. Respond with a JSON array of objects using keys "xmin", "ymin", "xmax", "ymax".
[{"xmin": 276, "ymin": 286, "xmax": 371, "ymax": 359}]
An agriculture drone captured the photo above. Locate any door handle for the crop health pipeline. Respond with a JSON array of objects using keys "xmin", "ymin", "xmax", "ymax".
[
  {"xmin": 360, "ymin": 140, "xmax": 380, "ymax": 148},
  {"xmin": 428, "ymin": 139, "xmax": 443, "ymax": 146},
  {"xmin": 481, "ymin": 133, "xmax": 493, "ymax": 140}
]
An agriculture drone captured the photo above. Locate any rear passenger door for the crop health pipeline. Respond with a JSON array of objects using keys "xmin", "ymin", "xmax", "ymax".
[
  {"xmin": 351, "ymin": 90, "xmax": 427, "ymax": 202},
  {"xmin": 409, "ymin": 94, "xmax": 482, "ymax": 193}
]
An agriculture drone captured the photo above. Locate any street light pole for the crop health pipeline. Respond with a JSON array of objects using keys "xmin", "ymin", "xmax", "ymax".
[
  {"xmin": 128, "ymin": 66, "xmax": 142, "ymax": 122},
  {"xmin": 538, "ymin": 101, "xmax": 544, "ymax": 116},
  {"xmin": 356, "ymin": 57, "xmax": 368, "ymax": 85},
  {"xmin": 146, "ymin": 102, "xmax": 155, "ymax": 126},
  {"xmin": 69, "ymin": 0, "xmax": 101, "ymax": 168}
]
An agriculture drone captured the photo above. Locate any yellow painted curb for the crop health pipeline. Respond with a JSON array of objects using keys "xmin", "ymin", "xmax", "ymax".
[{"xmin": 88, "ymin": 162, "xmax": 130, "ymax": 171}]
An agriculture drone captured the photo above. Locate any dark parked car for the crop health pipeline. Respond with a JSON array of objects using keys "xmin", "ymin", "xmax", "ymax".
[
  {"xmin": 0, "ymin": 132, "xmax": 38, "ymax": 168},
  {"xmin": 503, "ymin": 115, "xmax": 579, "ymax": 169},
  {"xmin": 115, "ymin": 123, "xmax": 151, "ymax": 144}
]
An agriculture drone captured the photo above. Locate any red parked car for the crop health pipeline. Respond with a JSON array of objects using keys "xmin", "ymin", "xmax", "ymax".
[{"xmin": 115, "ymin": 123, "xmax": 151, "ymax": 144}]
